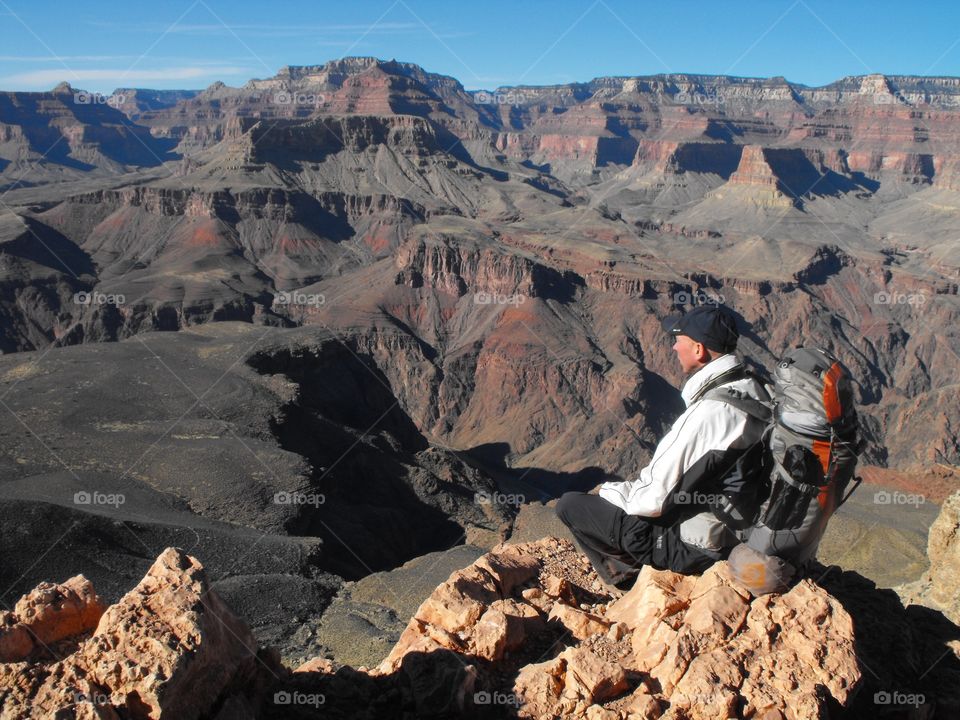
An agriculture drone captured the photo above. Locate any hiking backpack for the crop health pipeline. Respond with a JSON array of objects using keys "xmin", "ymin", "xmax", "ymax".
[{"xmin": 703, "ymin": 347, "xmax": 862, "ymax": 592}]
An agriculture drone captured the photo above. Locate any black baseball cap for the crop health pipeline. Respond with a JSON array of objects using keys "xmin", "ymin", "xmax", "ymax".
[{"xmin": 661, "ymin": 304, "xmax": 739, "ymax": 353}]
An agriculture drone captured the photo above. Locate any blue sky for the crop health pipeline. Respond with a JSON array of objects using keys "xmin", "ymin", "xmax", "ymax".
[{"xmin": 1, "ymin": 0, "xmax": 959, "ymax": 93}]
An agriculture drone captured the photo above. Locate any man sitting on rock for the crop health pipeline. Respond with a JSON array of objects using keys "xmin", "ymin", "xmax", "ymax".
[{"xmin": 556, "ymin": 304, "xmax": 768, "ymax": 591}]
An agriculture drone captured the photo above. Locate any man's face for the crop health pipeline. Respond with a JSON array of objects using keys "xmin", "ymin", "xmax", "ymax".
[{"xmin": 672, "ymin": 334, "xmax": 706, "ymax": 374}]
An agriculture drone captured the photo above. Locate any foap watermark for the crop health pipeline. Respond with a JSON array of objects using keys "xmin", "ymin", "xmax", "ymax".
[
  {"xmin": 73, "ymin": 291, "xmax": 125, "ymax": 306},
  {"xmin": 872, "ymin": 93, "xmax": 908, "ymax": 106},
  {"xmin": 474, "ymin": 490, "xmax": 525, "ymax": 507},
  {"xmin": 674, "ymin": 490, "xmax": 724, "ymax": 506},
  {"xmin": 873, "ymin": 291, "xmax": 926, "ymax": 306},
  {"xmin": 272, "ymin": 91, "xmax": 326, "ymax": 107},
  {"xmin": 275, "ymin": 290, "xmax": 325, "ymax": 307},
  {"xmin": 473, "ymin": 292, "xmax": 526, "ymax": 306},
  {"xmin": 273, "ymin": 690, "xmax": 326, "ymax": 707},
  {"xmin": 473, "ymin": 691, "xmax": 520, "ymax": 707},
  {"xmin": 74, "ymin": 690, "xmax": 114, "ymax": 706},
  {"xmin": 673, "ymin": 290, "xmax": 724, "ymax": 307},
  {"xmin": 873, "ymin": 490, "xmax": 925, "ymax": 507},
  {"xmin": 73, "ymin": 91, "xmax": 125, "ymax": 107},
  {"xmin": 475, "ymin": 91, "xmax": 527, "ymax": 106},
  {"xmin": 274, "ymin": 491, "xmax": 325, "ymax": 507},
  {"xmin": 73, "ymin": 491, "xmax": 125, "ymax": 508},
  {"xmin": 874, "ymin": 691, "xmax": 925, "ymax": 707},
  {"xmin": 675, "ymin": 91, "xmax": 726, "ymax": 107}
]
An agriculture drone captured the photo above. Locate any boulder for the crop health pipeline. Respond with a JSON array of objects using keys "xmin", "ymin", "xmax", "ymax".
[
  {"xmin": 0, "ymin": 548, "xmax": 277, "ymax": 719},
  {"xmin": 0, "ymin": 575, "xmax": 104, "ymax": 663}
]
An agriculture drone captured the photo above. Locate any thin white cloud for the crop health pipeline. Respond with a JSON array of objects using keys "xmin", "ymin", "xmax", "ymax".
[
  {"xmin": 84, "ymin": 20, "xmax": 423, "ymax": 37},
  {"xmin": 78, "ymin": 20, "xmax": 468, "ymax": 41},
  {"xmin": 0, "ymin": 55, "xmax": 256, "ymax": 65},
  {"xmin": 2, "ymin": 66, "xmax": 253, "ymax": 86},
  {"xmin": 0, "ymin": 55, "xmax": 140, "ymax": 62}
]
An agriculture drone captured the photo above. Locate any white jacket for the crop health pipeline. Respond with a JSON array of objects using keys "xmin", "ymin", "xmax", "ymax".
[{"xmin": 599, "ymin": 354, "xmax": 768, "ymax": 555}]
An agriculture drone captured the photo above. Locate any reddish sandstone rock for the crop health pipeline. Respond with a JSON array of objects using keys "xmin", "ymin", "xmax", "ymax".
[
  {"xmin": 293, "ymin": 657, "xmax": 335, "ymax": 674},
  {"xmin": 0, "ymin": 537, "xmax": 897, "ymax": 719},
  {"xmin": 0, "ymin": 548, "xmax": 275, "ymax": 720},
  {"xmin": 541, "ymin": 574, "xmax": 577, "ymax": 604},
  {"xmin": 377, "ymin": 540, "xmax": 547, "ymax": 673},
  {"xmin": 607, "ymin": 563, "xmax": 860, "ymax": 718},
  {"xmin": 512, "ymin": 647, "xmax": 629, "ymax": 719},
  {"xmin": 558, "ymin": 646, "xmax": 628, "ymax": 704},
  {"xmin": 472, "ymin": 599, "xmax": 544, "ymax": 660},
  {"xmin": 345, "ymin": 538, "xmax": 862, "ymax": 718},
  {"xmin": 722, "ymin": 145, "xmax": 797, "ymax": 208},
  {"xmin": 547, "ymin": 603, "xmax": 611, "ymax": 641},
  {"xmin": 898, "ymin": 490, "xmax": 960, "ymax": 625},
  {"xmin": 0, "ymin": 575, "xmax": 103, "ymax": 663}
]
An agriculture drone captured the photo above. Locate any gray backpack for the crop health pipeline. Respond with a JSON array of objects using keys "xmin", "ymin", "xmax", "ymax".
[{"xmin": 710, "ymin": 348, "xmax": 862, "ymax": 594}]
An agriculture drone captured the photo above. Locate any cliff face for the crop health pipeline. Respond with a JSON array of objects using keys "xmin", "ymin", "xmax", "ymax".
[
  {"xmin": 7, "ymin": 63, "xmax": 960, "ymax": 188},
  {"xmin": 898, "ymin": 491, "xmax": 960, "ymax": 624},
  {"xmin": 298, "ymin": 227, "xmax": 957, "ymax": 474},
  {"xmin": 1, "ymin": 59, "xmax": 959, "ymax": 604},
  {"xmin": 5, "ymin": 155, "xmax": 957, "ymax": 476},
  {"xmin": 0, "ymin": 84, "xmax": 177, "ymax": 186}
]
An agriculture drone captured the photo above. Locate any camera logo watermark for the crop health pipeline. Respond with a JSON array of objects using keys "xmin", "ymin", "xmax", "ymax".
[
  {"xmin": 73, "ymin": 91, "xmax": 125, "ymax": 107},
  {"xmin": 673, "ymin": 291, "xmax": 724, "ymax": 306},
  {"xmin": 73, "ymin": 491, "xmax": 125, "ymax": 508},
  {"xmin": 275, "ymin": 291, "xmax": 325, "ymax": 307},
  {"xmin": 273, "ymin": 91, "xmax": 326, "ymax": 107},
  {"xmin": 74, "ymin": 690, "xmax": 115, "ymax": 706},
  {"xmin": 674, "ymin": 490, "xmax": 724, "ymax": 506},
  {"xmin": 473, "ymin": 691, "xmax": 520, "ymax": 707},
  {"xmin": 475, "ymin": 91, "xmax": 526, "ymax": 106},
  {"xmin": 473, "ymin": 292, "xmax": 526, "ymax": 306},
  {"xmin": 872, "ymin": 93, "xmax": 908, "ymax": 106},
  {"xmin": 874, "ymin": 691, "xmax": 925, "ymax": 707},
  {"xmin": 474, "ymin": 491, "xmax": 525, "ymax": 507},
  {"xmin": 73, "ymin": 291, "xmax": 125, "ymax": 306},
  {"xmin": 873, "ymin": 291, "xmax": 926, "ymax": 306},
  {"xmin": 675, "ymin": 91, "xmax": 725, "ymax": 107},
  {"xmin": 873, "ymin": 491, "xmax": 925, "ymax": 507},
  {"xmin": 273, "ymin": 691, "xmax": 326, "ymax": 707},
  {"xmin": 274, "ymin": 491, "xmax": 325, "ymax": 507}
]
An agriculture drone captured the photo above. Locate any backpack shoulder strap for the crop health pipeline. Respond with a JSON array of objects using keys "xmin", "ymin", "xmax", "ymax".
[
  {"xmin": 695, "ymin": 364, "xmax": 773, "ymax": 423},
  {"xmin": 689, "ymin": 365, "xmax": 749, "ymax": 402},
  {"xmin": 703, "ymin": 386, "xmax": 773, "ymax": 423}
]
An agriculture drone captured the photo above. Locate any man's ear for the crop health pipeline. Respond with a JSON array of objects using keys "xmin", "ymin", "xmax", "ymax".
[{"xmin": 695, "ymin": 343, "xmax": 711, "ymax": 364}]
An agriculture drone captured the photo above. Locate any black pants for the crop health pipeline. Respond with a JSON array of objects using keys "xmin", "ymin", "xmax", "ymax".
[{"xmin": 555, "ymin": 491, "xmax": 715, "ymax": 587}]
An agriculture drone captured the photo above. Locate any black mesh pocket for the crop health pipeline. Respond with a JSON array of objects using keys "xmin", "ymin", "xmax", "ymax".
[{"xmin": 760, "ymin": 446, "xmax": 822, "ymax": 530}]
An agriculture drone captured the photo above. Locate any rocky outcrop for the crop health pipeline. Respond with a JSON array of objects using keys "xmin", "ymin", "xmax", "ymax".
[
  {"xmin": 291, "ymin": 539, "xmax": 858, "ymax": 718},
  {"xmin": 0, "ymin": 84, "xmax": 176, "ymax": 178},
  {"xmin": 366, "ymin": 538, "xmax": 862, "ymax": 718},
  {"xmin": 898, "ymin": 490, "xmax": 960, "ymax": 624},
  {"xmin": 724, "ymin": 145, "xmax": 798, "ymax": 206},
  {"xmin": 0, "ymin": 548, "xmax": 276, "ymax": 719},
  {"xmin": 0, "ymin": 576, "xmax": 104, "ymax": 663},
  {"xmin": 393, "ymin": 231, "xmax": 573, "ymax": 300},
  {"xmin": 631, "ymin": 140, "xmax": 743, "ymax": 177},
  {"xmin": 925, "ymin": 492, "xmax": 960, "ymax": 621},
  {"xmin": 5, "ymin": 530, "xmax": 959, "ymax": 719}
]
